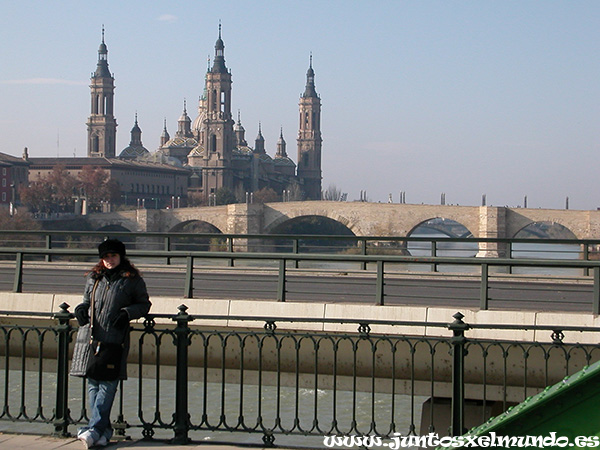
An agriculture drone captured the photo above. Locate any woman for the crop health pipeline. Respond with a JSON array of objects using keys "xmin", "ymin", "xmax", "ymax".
[{"xmin": 70, "ymin": 239, "xmax": 151, "ymax": 448}]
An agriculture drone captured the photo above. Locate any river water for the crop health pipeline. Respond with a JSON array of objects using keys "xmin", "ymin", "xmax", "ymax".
[{"xmin": 0, "ymin": 370, "xmax": 427, "ymax": 448}]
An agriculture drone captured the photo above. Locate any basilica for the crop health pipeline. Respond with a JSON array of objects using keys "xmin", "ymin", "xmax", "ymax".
[{"xmin": 87, "ymin": 27, "xmax": 323, "ymax": 206}]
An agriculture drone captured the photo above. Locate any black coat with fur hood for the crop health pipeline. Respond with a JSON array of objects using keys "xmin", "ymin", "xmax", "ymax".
[{"xmin": 69, "ymin": 261, "xmax": 151, "ymax": 379}]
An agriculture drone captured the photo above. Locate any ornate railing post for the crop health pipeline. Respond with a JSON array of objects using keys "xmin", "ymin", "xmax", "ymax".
[
  {"xmin": 172, "ymin": 304, "xmax": 193, "ymax": 444},
  {"xmin": 53, "ymin": 302, "xmax": 72, "ymax": 437},
  {"xmin": 112, "ymin": 380, "xmax": 130, "ymax": 440},
  {"xmin": 448, "ymin": 312, "xmax": 469, "ymax": 437}
]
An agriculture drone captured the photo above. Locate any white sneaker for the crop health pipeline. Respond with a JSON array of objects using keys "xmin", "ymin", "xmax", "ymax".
[
  {"xmin": 78, "ymin": 430, "xmax": 95, "ymax": 449},
  {"xmin": 96, "ymin": 435, "xmax": 109, "ymax": 447}
]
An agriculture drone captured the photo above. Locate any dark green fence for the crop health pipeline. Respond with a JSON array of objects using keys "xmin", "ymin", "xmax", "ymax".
[
  {"xmin": 1, "ymin": 230, "xmax": 599, "ymax": 260},
  {"xmin": 2, "ymin": 246, "xmax": 600, "ymax": 313},
  {"xmin": 1, "ymin": 307, "xmax": 600, "ymax": 447}
]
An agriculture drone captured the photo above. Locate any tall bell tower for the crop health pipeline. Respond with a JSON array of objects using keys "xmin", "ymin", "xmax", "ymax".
[
  {"xmin": 297, "ymin": 55, "xmax": 322, "ymax": 200},
  {"xmin": 201, "ymin": 25, "xmax": 235, "ymax": 199},
  {"xmin": 87, "ymin": 27, "xmax": 117, "ymax": 158}
]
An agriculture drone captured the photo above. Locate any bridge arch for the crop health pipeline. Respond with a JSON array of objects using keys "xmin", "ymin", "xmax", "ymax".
[
  {"xmin": 169, "ymin": 220, "xmax": 223, "ymax": 234},
  {"xmin": 96, "ymin": 224, "xmax": 132, "ymax": 233},
  {"xmin": 168, "ymin": 220, "xmax": 225, "ymax": 251},
  {"xmin": 406, "ymin": 218, "xmax": 477, "ymax": 257},
  {"xmin": 264, "ymin": 211, "xmax": 364, "ymax": 236},
  {"xmin": 407, "ymin": 218, "xmax": 474, "ymax": 239},
  {"xmin": 268, "ymin": 215, "xmax": 355, "ymax": 236},
  {"xmin": 512, "ymin": 221, "xmax": 577, "ymax": 239},
  {"xmin": 266, "ymin": 215, "xmax": 356, "ymax": 253}
]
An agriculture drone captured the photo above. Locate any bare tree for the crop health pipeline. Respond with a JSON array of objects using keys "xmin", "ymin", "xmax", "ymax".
[
  {"xmin": 322, "ymin": 184, "xmax": 346, "ymax": 201},
  {"xmin": 253, "ymin": 187, "xmax": 279, "ymax": 204},
  {"xmin": 286, "ymin": 184, "xmax": 304, "ymax": 201}
]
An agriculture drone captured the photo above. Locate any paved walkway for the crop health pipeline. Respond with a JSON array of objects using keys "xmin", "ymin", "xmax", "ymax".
[{"xmin": 0, "ymin": 433, "xmax": 301, "ymax": 449}]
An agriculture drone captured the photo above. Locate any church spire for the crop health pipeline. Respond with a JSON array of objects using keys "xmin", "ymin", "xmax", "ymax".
[
  {"xmin": 254, "ymin": 122, "xmax": 265, "ymax": 154},
  {"xmin": 276, "ymin": 127, "xmax": 287, "ymax": 158},
  {"xmin": 199, "ymin": 23, "xmax": 238, "ymax": 202},
  {"xmin": 176, "ymin": 99, "xmax": 193, "ymax": 138},
  {"xmin": 129, "ymin": 112, "xmax": 142, "ymax": 146},
  {"xmin": 94, "ymin": 25, "xmax": 111, "ymax": 78},
  {"xmin": 87, "ymin": 27, "xmax": 117, "ymax": 158},
  {"xmin": 302, "ymin": 53, "xmax": 318, "ymax": 98},
  {"xmin": 160, "ymin": 118, "xmax": 170, "ymax": 146},
  {"xmin": 234, "ymin": 110, "xmax": 247, "ymax": 146},
  {"xmin": 297, "ymin": 54, "xmax": 322, "ymax": 199},
  {"xmin": 211, "ymin": 23, "xmax": 227, "ymax": 73}
]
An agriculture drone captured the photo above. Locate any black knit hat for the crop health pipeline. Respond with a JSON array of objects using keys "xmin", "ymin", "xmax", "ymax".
[{"xmin": 98, "ymin": 239, "xmax": 126, "ymax": 258}]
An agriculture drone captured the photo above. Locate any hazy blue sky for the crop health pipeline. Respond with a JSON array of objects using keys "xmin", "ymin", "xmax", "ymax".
[{"xmin": 1, "ymin": 1, "xmax": 599, "ymax": 209}]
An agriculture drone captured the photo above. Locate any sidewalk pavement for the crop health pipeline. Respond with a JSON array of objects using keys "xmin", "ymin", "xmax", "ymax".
[{"xmin": 0, "ymin": 433, "xmax": 302, "ymax": 450}]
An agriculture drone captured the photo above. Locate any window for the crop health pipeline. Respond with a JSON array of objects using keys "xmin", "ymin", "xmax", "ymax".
[
  {"xmin": 2, "ymin": 168, "xmax": 6, "ymax": 176},
  {"xmin": 2, "ymin": 179, "xmax": 5, "ymax": 187}
]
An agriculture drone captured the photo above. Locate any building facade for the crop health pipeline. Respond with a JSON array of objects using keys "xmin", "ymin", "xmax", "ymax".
[
  {"xmin": 27, "ymin": 157, "xmax": 189, "ymax": 209},
  {"xmin": 10, "ymin": 27, "xmax": 324, "ymax": 214},
  {"xmin": 149, "ymin": 28, "xmax": 323, "ymax": 202},
  {"xmin": 0, "ymin": 150, "xmax": 29, "ymax": 209}
]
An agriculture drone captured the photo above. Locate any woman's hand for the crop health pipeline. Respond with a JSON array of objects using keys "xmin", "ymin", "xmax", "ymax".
[
  {"xmin": 74, "ymin": 304, "xmax": 90, "ymax": 326},
  {"xmin": 112, "ymin": 310, "xmax": 130, "ymax": 330}
]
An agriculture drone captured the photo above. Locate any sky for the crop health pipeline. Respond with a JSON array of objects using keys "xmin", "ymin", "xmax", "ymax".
[{"xmin": 1, "ymin": 1, "xmax": 600, "ymax": 210}]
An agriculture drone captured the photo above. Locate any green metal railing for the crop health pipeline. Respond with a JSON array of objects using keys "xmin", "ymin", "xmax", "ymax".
[
  {"xmin": 1, "ymin": 306, "xmax": 600, "ymax": 447},
  {"xmin": 2, "ymin": 246, "xmax": 600, "ymax": 313},
  {"xmin": 1, "ymin": 230, "xmax": 599, "ymax": 261}
]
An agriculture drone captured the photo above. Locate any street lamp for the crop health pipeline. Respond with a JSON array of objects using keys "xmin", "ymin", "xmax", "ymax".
[{"xmin": 9, "ymin": 183, "xmax": 15, "ymax": 216}]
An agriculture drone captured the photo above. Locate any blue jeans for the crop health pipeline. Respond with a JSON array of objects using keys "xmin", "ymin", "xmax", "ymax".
[{"xmin": 78, "ymin": 378, "xmax": 119, "ymax": 441}]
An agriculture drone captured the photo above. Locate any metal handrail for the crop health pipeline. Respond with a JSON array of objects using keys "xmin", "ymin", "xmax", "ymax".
[
  {"xmin": 1, "ymin": 306, "xmax": 599, "ymax": 446},
  {"xmin": 2, "ymin": 246, "xmax": 600, "ymax": 313},
  {"xmin": 1, "ymin": 229, "xmax": 600, "ymax": 252},
  {"xmin": 2, "ymin": 246, "xmax": 600, "ymax": 266}
]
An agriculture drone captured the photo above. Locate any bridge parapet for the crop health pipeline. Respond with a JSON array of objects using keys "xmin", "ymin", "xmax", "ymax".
[{"xmin": 79, "ymin": 202, "xmax": 600, "ymax": 244}]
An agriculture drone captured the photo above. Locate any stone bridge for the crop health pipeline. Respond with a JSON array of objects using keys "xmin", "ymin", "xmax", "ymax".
[{"xmin": 83, "ymin": 201, "xmax": 600, "ymax": 255}]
